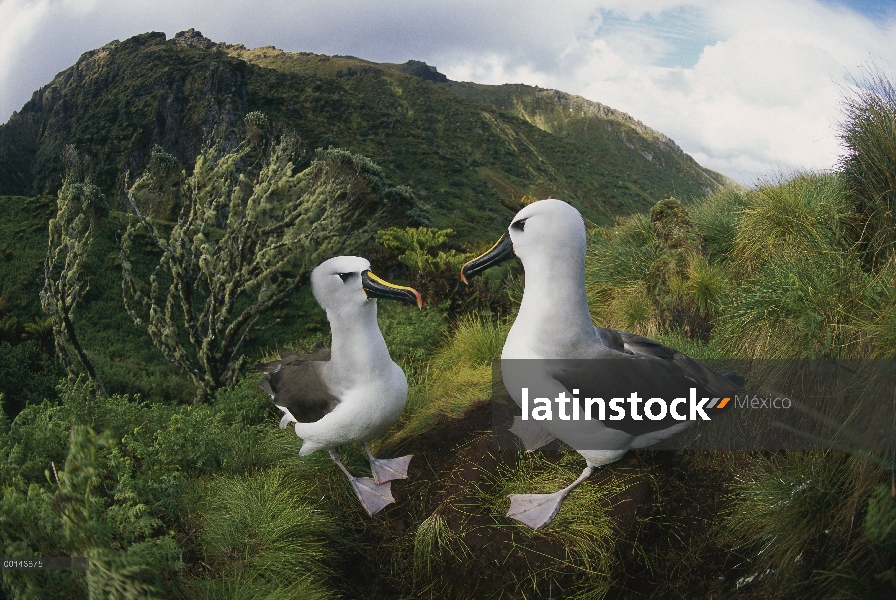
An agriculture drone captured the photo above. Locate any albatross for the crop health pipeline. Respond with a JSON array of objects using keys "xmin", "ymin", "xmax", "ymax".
[
  {"xmin": 461, "ymin": 199, "xmax": 742, "ymax": 529},
  {"xmin": 257, "ymin": 256, "xmax": 422, "ymax": 516}
]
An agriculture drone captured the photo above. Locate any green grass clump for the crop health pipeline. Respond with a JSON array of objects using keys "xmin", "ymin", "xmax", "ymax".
[
  {"xmin": 184, "ymin": 468, "xmax": 341, "ymax": 599},
  {"xmin": 377, "ymin": 300, "xmax": 449, "ymax": 370},
  {"xmin": 586, "ymin": 214, "xmax": 656, "ymax": 290},
  {"xmin": 715, "ymin": 173, "xmax": 896, "ymax": 358},
  {"xmin": 412, "ymin": 510, "xmax": 458, "ymax": 578},
  {"xmin": 687, "ymin": 187, "xmax": 751, "ymax": 263},
  {"xmin": 722, "ymin": 451, "xmax": 888, "ymax": 597},
  {"xmin": 434, "ymin": 313, "xmax": 507, "ymax": 369},
  {"xmin": 840, "ymin": 69, "xmax": 896, "ymax": 266},
  {"xmin": 585, "ymin": 203, "xmax": 728, "ymax": 338},
  {"xmin": 731, "ymin": 173, "xmax": 854, "ymax": 269}
]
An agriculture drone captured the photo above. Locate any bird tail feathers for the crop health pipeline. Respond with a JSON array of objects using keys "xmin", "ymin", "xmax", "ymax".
[{"xmin": 275, "ymin": 404, "xmax": 298, "ymax": 429}]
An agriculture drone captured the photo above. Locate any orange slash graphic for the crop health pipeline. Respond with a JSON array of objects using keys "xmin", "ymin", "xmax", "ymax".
[{"xmin": 716, "ymin": 397, "xmax": 730, "ymax": 409}]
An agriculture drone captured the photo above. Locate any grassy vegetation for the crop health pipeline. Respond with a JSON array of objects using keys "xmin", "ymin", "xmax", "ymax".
[
  {"xmin": 379, "ymin": 313, "xmax": 508, "ymax": 452},
  {"xmin": 722, "ymin": 451, "xmax": 886, "ymax": 597},
  {"xmin": 840, "ymin": 70, "xmax": 896, "ymax": 267},
  {"xmin": 183, "ymin": 468, "xmax": 342, "ymax": 599}
]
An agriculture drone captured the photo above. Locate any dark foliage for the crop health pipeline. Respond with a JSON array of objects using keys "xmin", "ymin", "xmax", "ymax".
[{"xmin": 0, "ymin": 340, "xmax": 62, "ymax": 418}]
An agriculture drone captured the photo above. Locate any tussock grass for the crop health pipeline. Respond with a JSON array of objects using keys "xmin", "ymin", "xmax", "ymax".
[
  {"xmin": 587, "ymin": 214, "xmax": 657, "ymax": 288},
  {"xmin": 586, "ymin": 214, "xmax": 660, "ymax": 335},
  {"xmin": 688, "ymin": 187, "xmax": 751, "ymax": 263},
  {"xmin": 585, "ymin": 207, "xmax": 730, "ymax": 338},
  {"xmin": 187, "ymin": 572, "xmax": 334, "ymax": 600},
  {"xmin": 722, "ymin": 451, "xmax": 887, "ymax": 597},
  {"xmin": 732, "ymin": 174, "xmax": 854, "ymax": 270},
  {"xmin": 840, "ymin": 69, "xmax": 896, "ymax": 265},
  {"xmin": 185, "ymin": 467, "xmax": 342, "ymax": 599},
  {"xmin": 412, "ymin": 510, "xmax": 459, "ymax": 578},
  {"xmin": 433, "ymin": 312, "xmax": 507, "ymax": 369},
  {"xmin": 671, "ymin": 254, "xmax": 728, "ymax": 319},
  {"xmin": 714, "ymin": 174, "xmax": 896, "ymax": 358}
]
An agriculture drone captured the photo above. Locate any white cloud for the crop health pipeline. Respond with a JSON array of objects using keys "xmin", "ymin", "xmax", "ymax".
[
  {"xmin": 0, "ymin": 0, "xmax": 51, "ymax": 95},
  {"xmin": 0, "ymin": 0, "xmax": 893, "ymax": 187},
  {"xmin": 431, "ymin": 1, "xmax": 895, "ymax": 185},
  {"xmin": 570, "ymin": 1, "xmax": 895, "ymax": 184}
]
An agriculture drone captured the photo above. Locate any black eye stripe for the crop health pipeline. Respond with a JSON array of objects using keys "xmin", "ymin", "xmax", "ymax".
[
  {"xmin": 337, "ymin": 272, "xmax": 354, "ymax": 282},
  {"xmin": 511, "ymin": 218, "xmax": 527, "ymax": 231}
]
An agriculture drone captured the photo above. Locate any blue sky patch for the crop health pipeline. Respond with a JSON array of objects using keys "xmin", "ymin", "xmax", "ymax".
[
  {"xmin": 596, "ymin": 7, "xmax": 718, "ymax": 69},
  {"xmin": 821, "ymin": 0, "xmax": 896, "ymax": 20}
]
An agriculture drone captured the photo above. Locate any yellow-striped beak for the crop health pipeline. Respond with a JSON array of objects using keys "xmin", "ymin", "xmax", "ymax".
[
  {"xmin": 460, "ymin": 232, "xmax": 516, "ymax": 284},
  {"xmin": 361, "ymin": 270, "xmax": 423, "ymax": 309}
]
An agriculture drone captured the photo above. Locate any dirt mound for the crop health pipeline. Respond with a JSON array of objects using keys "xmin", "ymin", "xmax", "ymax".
[{"xmin": 336, "ymin": 401, "xmax": 749, "ymax": 599}]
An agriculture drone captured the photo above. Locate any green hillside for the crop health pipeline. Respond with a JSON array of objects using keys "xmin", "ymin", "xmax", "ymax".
[
  {"xmin": 0, "ymin": 29, "xmax": 738, "ymax": 241},
  {"xmin": 442, "ymin": 81, "xmax": 738, "ymax": 195}
]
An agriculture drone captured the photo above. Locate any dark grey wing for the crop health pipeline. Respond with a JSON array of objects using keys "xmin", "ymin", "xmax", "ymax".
[
  {"xmin": 256, "ymin": 346, "xmax": 339, "ymax": 423},
  {"xmin": 308, "ymin": 341, "xmax": 331, "ymax": 361},
  {"xmin": 594, "ymin": 327, "xmax": 629, "ymax": 353},
  {"xmin": 617, "ymin": 330, "xmax": 745, "ymax": 386},
  {"xmin": 716, "ymin": 370, "xmax": 746, "ymax": 387},
  {"xmin": 255, "ymin": 346, "xmax": 316, "ymax": 374},
  {"xmin": 255, "ymin": 358, "xmax": 283, "ymax": 374},
  {"xmin": 617, "ymin": 331, "xmax": 675, "ymax": 359}
]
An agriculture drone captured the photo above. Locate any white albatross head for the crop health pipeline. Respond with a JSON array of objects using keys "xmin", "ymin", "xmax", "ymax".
[
  {"xmin": 311, "ymin": 256, "xmax": 422, "ymax": 314},
  {"xmin": 461, "ymin": 199, "xmax": 587, "ymax": 282},
  {"xmin": 506, "ymin": 199, "xmax": 586, "ymax": 266}
]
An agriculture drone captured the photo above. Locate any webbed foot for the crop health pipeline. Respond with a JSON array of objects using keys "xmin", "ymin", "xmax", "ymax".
[
  {"xmin": 506, "ymin": 465, "xmax": 595, "ymax": 530},
  {"xmin": 506, "ymin": 491, "xmax": 568, "ymax": 530},
  {"xmin": 369, "ymin": 455, "xmax": 413, "ymax": 485},
  {"xmin": 349, "ymin": 477, "xmax": 396, "ymax": 517}
]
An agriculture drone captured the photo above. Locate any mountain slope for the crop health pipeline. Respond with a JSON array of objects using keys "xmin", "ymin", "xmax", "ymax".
[
  {"xmin": 441, "ymin": 82, "xmax": 738, "ymax": 196},
  {"xmin": 0, "ymin": 29, "xmax": 737, "ymax": 239}
]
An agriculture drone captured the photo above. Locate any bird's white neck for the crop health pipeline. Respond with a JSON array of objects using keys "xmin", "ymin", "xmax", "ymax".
[
  {"xmin": 327, "ymin": 300, "xmax": 392, "ymax": 374},
  {"xmin": 505, "ymin": 249, "xmax": 596, "ymax": 359}
]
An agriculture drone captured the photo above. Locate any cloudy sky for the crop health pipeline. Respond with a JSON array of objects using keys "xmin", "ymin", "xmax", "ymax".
[{"xmin": 1, "ymin": 0, "xmax": 894, "ymax": 186}]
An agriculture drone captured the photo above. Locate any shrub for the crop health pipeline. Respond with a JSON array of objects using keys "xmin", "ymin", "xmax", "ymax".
[
  {"xmin": 723, "ymin": 452, "xmax": 887, "ymax": 597},
  {"xmin": 41, "ymin": 149, "xmax": 108, "ymax": 396},
  {"xmin": 374, "ymin": 226, "xmax": 516, "ymax": 318}
]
